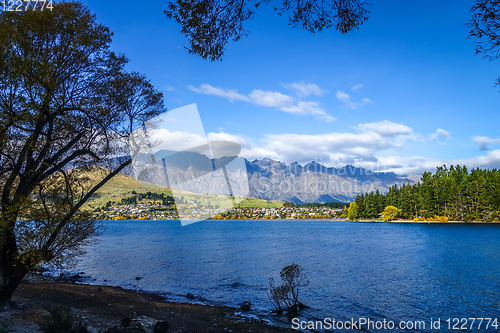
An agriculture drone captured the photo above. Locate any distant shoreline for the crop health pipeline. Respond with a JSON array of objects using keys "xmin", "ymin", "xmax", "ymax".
[
  {"xmin": 357, "ymin": 219, "xmax": 500, "ymax": 224},
  {"xmin": 98, "ymin": 218, "xmax": 500, "ymax": 224}
]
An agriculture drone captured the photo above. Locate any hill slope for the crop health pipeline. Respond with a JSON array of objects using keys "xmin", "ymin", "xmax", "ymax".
[{"xmin": 85, "ymin": 168, "xmax": 283, "ymax": 209}]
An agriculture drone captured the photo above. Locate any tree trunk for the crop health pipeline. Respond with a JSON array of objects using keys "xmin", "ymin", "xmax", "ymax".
[
  {"xmin": 0, "ymin": 216, "xmax": 27, "ymax": 307},
  {"xmin": 0, "ymin": 263, "xmax": 27, "ymax": 308}
]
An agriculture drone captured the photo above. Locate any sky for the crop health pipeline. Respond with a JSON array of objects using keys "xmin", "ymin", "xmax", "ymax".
[{"xmin": 81, "ymin": 0, "xmax": 500, "ymax": 176}]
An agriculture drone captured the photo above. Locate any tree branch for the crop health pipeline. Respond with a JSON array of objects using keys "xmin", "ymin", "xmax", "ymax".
[
  {"xmin": 41, "ymin": 158, "xmax": 132, "ymax": 254},
  {"xmin": 42, "ymin": 148, "xmax": 98, "ymax": 180}
]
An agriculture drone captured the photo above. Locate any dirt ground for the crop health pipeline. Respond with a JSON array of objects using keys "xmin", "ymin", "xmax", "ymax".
[{"xmin": 0, "ymin": 274, "xmax": 297, "ymax": 333}]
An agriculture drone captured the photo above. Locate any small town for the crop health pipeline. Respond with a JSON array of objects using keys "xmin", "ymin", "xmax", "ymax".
[{"xmin": 94, "ymin": 202, "xmax": 346, "ymax": 220}]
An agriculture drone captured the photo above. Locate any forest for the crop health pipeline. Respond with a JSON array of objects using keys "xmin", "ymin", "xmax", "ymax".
[
  {"xmin": 283, "ymin": 201, "xmax": 347, "ymax": 209},
  {"xmin": 355, "ymin": 165, "xmax": 500, "ymax": 222}
]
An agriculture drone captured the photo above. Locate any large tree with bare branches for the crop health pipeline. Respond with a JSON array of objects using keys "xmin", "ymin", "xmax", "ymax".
[{"xmin": 0, "ymin": 2, "xmax": 165, "ymax": 306}]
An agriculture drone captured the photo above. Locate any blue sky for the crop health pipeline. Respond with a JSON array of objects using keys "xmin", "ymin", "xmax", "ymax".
[{"xmin": 81, "ymin": 0, "xmax": 500, "ymax": 175}]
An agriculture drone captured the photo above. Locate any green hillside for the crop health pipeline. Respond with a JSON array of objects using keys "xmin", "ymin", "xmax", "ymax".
[
  {"xmin": 84, "ymin": 168, "xmax": 283, "ymax": 210},
  {"xmin": 82, "ymin": 168, "xmax": 170, "ymax": 209},
  {"xmin": 236, "ymin": 197, "xmax": 283, "ymax": 208}
]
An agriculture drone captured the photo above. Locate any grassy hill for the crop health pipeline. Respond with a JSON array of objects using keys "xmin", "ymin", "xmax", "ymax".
[
  {"xmin": 81, "ymin": 167, "xmax": 171, "ymax": 209},
  {"xmin": 236, "ymin": 197, "xmax": 283, "ymax": 208},
  {"xmin": 84, "ymin": 168, "xmax": 283, "ymax": 210}
]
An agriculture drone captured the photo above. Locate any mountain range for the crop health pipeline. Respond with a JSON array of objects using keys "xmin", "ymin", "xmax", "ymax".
[
  {"xmin": 118, "ymin": 150, "xmax": 419, "ymax": 203},
  {"xmin": 245, "ymin": 158, "xmax": 419, "ymax": 203}
]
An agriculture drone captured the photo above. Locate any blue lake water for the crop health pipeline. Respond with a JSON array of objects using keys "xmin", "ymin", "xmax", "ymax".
[{"xmin": 75, "ymin": 220, "xmax": 500, "ymax": 331}]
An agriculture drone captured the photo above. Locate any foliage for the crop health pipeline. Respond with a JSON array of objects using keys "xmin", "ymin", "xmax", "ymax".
[
  {"xmin": 382, "ymin": 206, "xmax": 399, "ymax": 221},
  {"xmin": 267, "ymin": 263, "xmax": 309, "ymax": 316},
  {"xmin": 40, "ymin": 305, "xmax": 88, "ymax": 333},
  {"xmin": 0, "ymin": 2, "xmax": 164, "ymax": 304},
  {"xmin": 165, "ymin": 0, "xmax": 370, "ymax": 60},
  {"xmin": 468, "ymin": 0, "xmax": 500, "ymax": 86},
  {"xmin": 356, "ymin": 165, "xmax": 500, "ymax": 222},
  {"xmin": 430, "ymin": 215, "xmax": 449, "ymax": 222},
  {"xmin": 119, "ymin": 191, "xmax": 175, "ymax": 206},
  {"xmin": 15, "ymin": 171, "xmax": 103, "ymax": 268},
  {"xmin": 284, "ymin": 201, "xmax": 348, "ymax": 209},
  {"xmin": 347, "ymin": 202, "xmax": 358, "ymax": 221}
]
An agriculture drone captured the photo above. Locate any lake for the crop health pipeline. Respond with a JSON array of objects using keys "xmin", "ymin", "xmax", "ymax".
[{"xmin": 75, "ymin": 220, "xmax": 500, "ymax": 332}]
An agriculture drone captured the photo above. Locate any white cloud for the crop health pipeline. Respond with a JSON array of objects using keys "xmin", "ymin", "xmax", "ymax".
[
  {"xmin": 150, "ymin": 128, "xmax": 207, "ymax": 153},
  {"xmin": 280, "ymin": 101, "xmax": 335, "ymax": 122},
  {"xmin": 351, "ymin": 83, "xmax": 363, "ymax": 91},
  {"xmin": 336, "ymin": 90, "xmax": 372, "ymax": 110},
  {"xmin": 164, "ymin": 116, "xmax": 177, "ymax": 122},
  {"xmin": 207, "ymin": 131, "xmax": 252, "ymax": 149},
  {"xmin": 162, "ymin": 86, "xmax": 176, "ymax": 92},
  {"xmin": 188, "ymin": 84, "xmax": 249, "ymax": 102},
  {"xmin": 240, "ymin": 130, "xmax": 500, "ymax": 175},
  {"xmin": 149, "ymin": 127, "xmax": 500, "ymax": 177},
  {"xmin": 248, "ymin": 90, "xmax": 295, "ymax": 108},
  {"xmin": 189, "ymin": 84, "xmax": 334, "ymax": 122},
  {"xmin": 336, "ymin": 90, "xmax": 350, "ymax": 102},
  {"xmin": 358, "ymin": 149, "xmax": 500, "ymax": 175},
  {"xmin": 213, "ymin": 121, "xmax": 419, "ymax": 166},
  {"xmin": 206, "ymin": 132, "xmax": 278, "ymax": 161},
  {"xmin": 356, "ymin": 120, "xmax": 413, "ymax": 137},
  {"xmin": 282, "ymin": 82, "xmax": 326, "ymax": 97},
  {"xmin": 204, "ymin": 120, "xmax": 500, "ymax": 176},
  {"xmin": 430, "ymin": 129, "xmax": 451, "ymax": 141},
  {"xmin": 473, "ymin": 136, "xmax": 500, "ymax": 151}
]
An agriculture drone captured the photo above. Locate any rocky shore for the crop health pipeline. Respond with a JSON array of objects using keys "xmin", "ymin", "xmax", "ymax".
[{"xmin": 1, "ymin": 273, "xmax": 297, "ymax": 333}]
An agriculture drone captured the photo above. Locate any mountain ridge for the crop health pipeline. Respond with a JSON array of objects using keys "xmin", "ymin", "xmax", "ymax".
[{"xmin": 121, "ymin": 150, "xmax": 418, "ymax": 203}]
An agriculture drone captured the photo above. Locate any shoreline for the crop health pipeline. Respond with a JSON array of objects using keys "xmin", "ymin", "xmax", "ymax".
[
  {"xmin": 3, "ymin": 273, "xmax": 296, "ymax": 333},
  {"xmin": 357, "ymin": 219, "xmax": 500, "ymax": 224}
]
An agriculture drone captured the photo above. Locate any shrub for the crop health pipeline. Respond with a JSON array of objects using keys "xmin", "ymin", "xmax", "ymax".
[
  {"xmin": 429, "ymin": 215, "xmax": 449, "ymax": 222},
  {"xmin": 267, "ymin": 278, "xmax": 288, "ymax": 313},
  {"xmin": 493, "ymin": 212, "xmax": 500, "ymax": 222},
  {"xmin": 39, "ymin": 306, "xmax": 88, "ymax": 333},
  {"xmin": 267, "ymin": 264, "xmax": 309, "ymax": 317}
]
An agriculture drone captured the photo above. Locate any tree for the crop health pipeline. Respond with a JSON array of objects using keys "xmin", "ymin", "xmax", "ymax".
[
  {"xmin": 347, "ymin": 201, "xmax": 358, "ymax": 221},
  {"xmin": 355, "ymin": 193, "xmax": 365, "ymax": 217},
  {"xmin": 382, "ymin": 205, "xmax": 399, "ymax": 221},
  {"xmin": 364, "ymin": 192, "xmax": 376, "ymax": 218},
  {"xmin": 267, "ymin": 263, "xmax": 309, "ymax": 316},
  {"xmin": 358, "ymin": 165, "xmax": 500, "ymax": 222},
  {"xmin": 165, "ymin": 0, "xmax": 371, "ymax": 60},
  {"xmin": 468, "ymin": 0, "xmax": 500, "ymax": 86},
  {"xmin": 0, "ymin": 3, "xmax": 165, "ymax": 306}
]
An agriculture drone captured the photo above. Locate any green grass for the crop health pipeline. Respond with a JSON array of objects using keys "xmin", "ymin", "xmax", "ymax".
[
  {"xmin": 40, "ymin": 305, "xmax": 88, "ymax": 333},
  {"xmin": 236, "ymin": 197, "xmax": 283, "ymax": 208},
  {"xmin": 82, "ymin": 167, "xmax": 172, "ymax": 209}
]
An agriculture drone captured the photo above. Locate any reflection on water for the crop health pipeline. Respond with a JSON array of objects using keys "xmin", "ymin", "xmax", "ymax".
[{"xmin": 76, "ymin": 220, "xmax": 500, "ymax": 331}]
